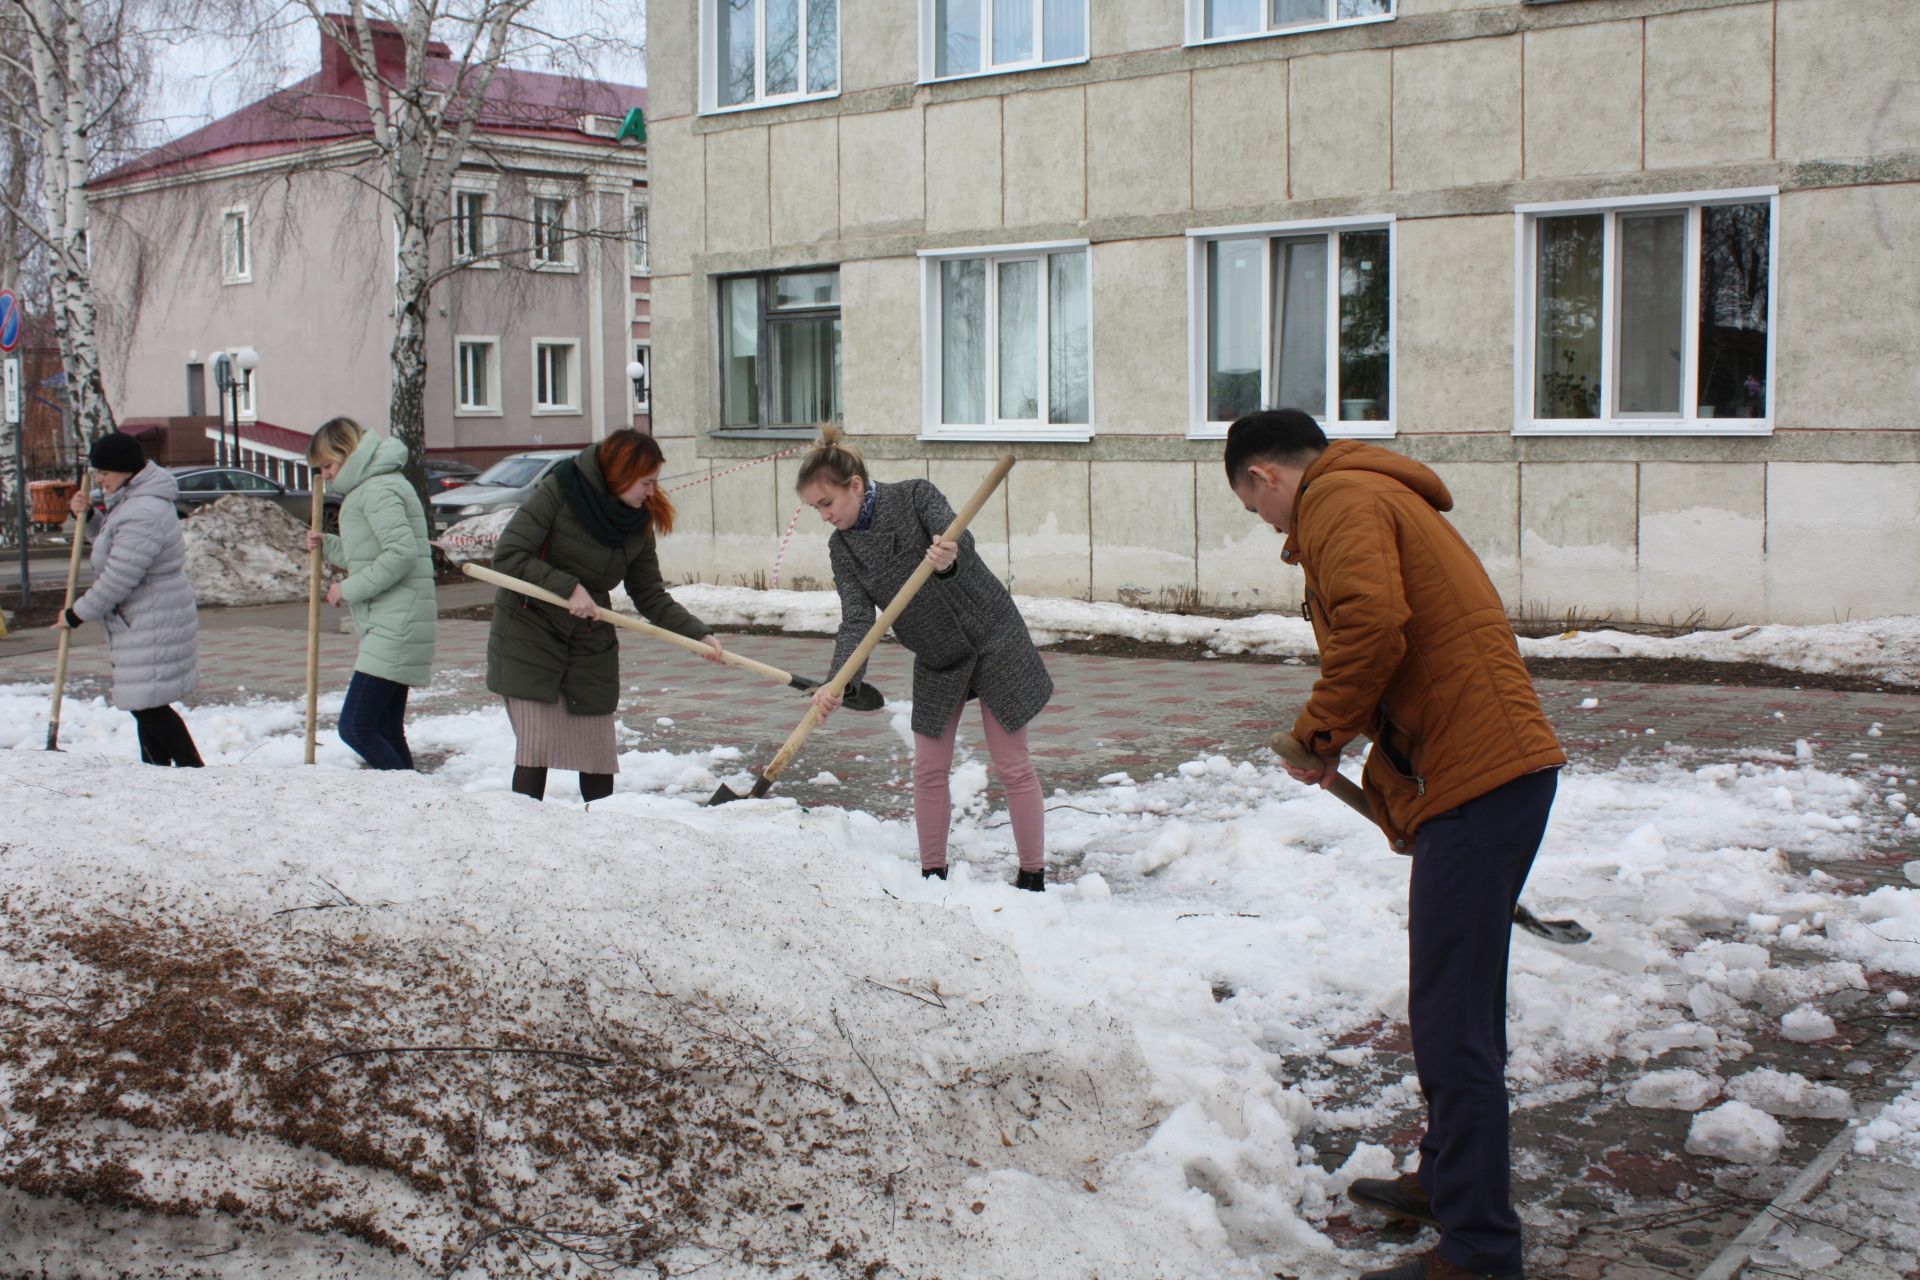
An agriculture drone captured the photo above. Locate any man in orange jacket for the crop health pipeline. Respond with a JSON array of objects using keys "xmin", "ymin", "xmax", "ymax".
[{"xmin": 1226, "ymin": 409, "xmax": 1565, "ymax": 1280}]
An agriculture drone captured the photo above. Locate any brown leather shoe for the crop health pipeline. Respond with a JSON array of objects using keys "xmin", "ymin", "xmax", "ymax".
[
  {"xmin": 1357, "ymin": 1247, "xmax": 1523, "ymax": 1279},
  {"xmin": 1346, "ymin": 1172, "xmax": 1439, "ymax": 1228}
]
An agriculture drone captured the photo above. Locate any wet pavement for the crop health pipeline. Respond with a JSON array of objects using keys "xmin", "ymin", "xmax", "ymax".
[{"xmin": 4, "ymin": 582, "xmax": 1918, "ymax": 1279}]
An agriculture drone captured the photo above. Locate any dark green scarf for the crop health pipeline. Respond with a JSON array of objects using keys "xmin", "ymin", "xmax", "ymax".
[{"xmin": 555, "ymin": 457, "xmax": 650, "ymax": 547}]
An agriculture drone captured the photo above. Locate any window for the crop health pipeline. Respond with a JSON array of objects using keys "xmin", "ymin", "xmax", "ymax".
[
  {"xmin": 453, "ymin": 189, "xmax": 492, "ymax": 263},
  {"xmin": 456, "ymin": 337, "xmax": 500, "ymax": 414},
  {"xmin": 629, "ymin": 201, "xmax": 650, "ymax": 274},
  {"xmin": 221, "ymin": 207, "xmax": 251, "ymax": 283},
  {"xmin": 1188, "ymin": 219, "xmax": 1394, "ymax": 439},
  {"xmin": 531, "ymin": 195, "xmax": 570, "ymax": 267},
  {"xmin": 703, "ymin": 0, "xmax": 839, "ymax": 112},
  {"xmin": 718, "ymin": 269, "xmax": 842, "ymax": 433},
  {"xmin": 1516, "ymin": 190, "xmax": 1775, "ymax": 434},
  {"xmin": 533, "ymin": 340, "xmax": 581, "ymax": 413},
  {"xmin": 222, "ymin": 353, "xmax": 259, "ymax": 421},
  {"xmin": 923, "ymin": 0, "xmax": 1088, "ymax": 80},
  {"xmin": 920, "ymin": 243, "xmax": 1091, "ymax": 441},
  {"xmin": 1188, "ymin": 0, "xmax": 1393, "ymax": 44},
  {"xmin": 631, "ymin": 343, "xmax": 652, "ymax": 413}
]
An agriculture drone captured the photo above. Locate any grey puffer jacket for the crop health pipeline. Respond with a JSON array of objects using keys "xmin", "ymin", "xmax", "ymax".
[
  {"xmin": 70, "ymin": 462, "xmax": 201, "ymax": 711},
  {"xmin": 828, "ymin": 478, "xmax": 1052, "ymax": 738}
]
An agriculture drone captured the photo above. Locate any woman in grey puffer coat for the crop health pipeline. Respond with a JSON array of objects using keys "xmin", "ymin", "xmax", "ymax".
[
  {"xmin": 798, "ymin": 427, "xmax": 1053, "ymax": 891},
  {"xmin": 53, "ymin": 431, "xmax": 203, "ymax": 766}
]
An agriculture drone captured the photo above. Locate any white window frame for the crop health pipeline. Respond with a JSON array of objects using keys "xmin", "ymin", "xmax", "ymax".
[
  {"xmin": 221, "ymin": 206, "xmax": 251, "ymax": 284},
  {"xmin": 530, "ymin": 192, "xmax": 575, "ymax": 270},
  {"xmin": 1185, "ymin": 0, "xmax": 1394, "ymax": 46},
  {"xmin": 532, "ymin": 338, "xmax": 582, "ymax": 415},
  {"xmin": 698, "ymin": 0, "xmax": 842, "ymax": 115},
  {"xmin": 919, "ymin": 239, "xmax": 1094, "ymax": 444},
  {"xmin": 631, "ymin": 341, "xmax": 652, "ymax": 414},
  {"xmin": 452, "ymin": 185, "xmax": 497, "ymax": 268},
  {"xmin": 919, "ymin": 0, "xmax": 1090, "ymax": 83},
  {"xmin": 1512, "ymin": 186, "xmax": 1778, "ymax": 438},
  {"xmin": 1186, "ymin": 216, "xmax": 1397, "ymax": 442},
  {"xmin": 455, "ymin": 336, "xmax": 502, "ymax": 416},
  {"xmin": 628, "ymin": 198, "xmax": 650, "ymax": 276}
]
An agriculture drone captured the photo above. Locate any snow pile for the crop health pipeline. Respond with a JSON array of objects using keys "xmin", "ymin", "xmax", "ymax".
[
  {"xmin": 1725, "ymin": 1068, "xmax": 1854, "ymax": 1119},
  {"xmin": 1625, "ymin": 1068, "xmax": 1721, "ymax": 1111},
  {"xmin": 181, "ymin": 495, "xmax": 326, "ymax": 606},
  {"xmin": 434, "ymin": 507, "xmax": 515, "ymax": 566},
  {"xmin": 1781, "ymin": 1005, "xmax": 1839, "ymax": 1042},
  {"xmin": 636, "ymin": 583, "xmax": 1920, "ymax": 685},
  {"xmin": 1853, "ymin": 1081, "xmax": 1920, "ymax": 1165},
  {"xmin": 1686, "ymin": 1100, "xmax": 1786, "ymax": 1164}
]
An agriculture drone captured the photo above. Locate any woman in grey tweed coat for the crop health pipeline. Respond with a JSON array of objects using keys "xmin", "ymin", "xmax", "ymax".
[{"xmin": 799, "ymin": 427, "xmax": 1052, "ymax": 890}]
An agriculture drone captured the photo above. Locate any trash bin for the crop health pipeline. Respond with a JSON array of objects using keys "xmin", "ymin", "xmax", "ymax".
[{"xmin": 29, "ymin": 481, "xmax": 80, "ymax": 530}]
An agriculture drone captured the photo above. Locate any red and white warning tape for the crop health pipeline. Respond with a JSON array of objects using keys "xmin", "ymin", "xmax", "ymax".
[
  {"xmin": 662, "ymin": 442, "xmax": 811, "ymax": 494},
  {"xmin": 770, "ymin": 502, "xmax": 805, "ymax": 589}
]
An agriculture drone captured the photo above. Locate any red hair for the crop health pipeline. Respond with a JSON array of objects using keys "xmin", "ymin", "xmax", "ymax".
[{"xmin": 597, "ymin": 429, "xmax": 676, "ymax": 534}]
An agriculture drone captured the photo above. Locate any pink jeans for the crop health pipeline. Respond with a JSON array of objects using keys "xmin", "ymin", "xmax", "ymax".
[{"xmin": 914, "ymin": 703, "xmax": 1045, "ymax": 873}]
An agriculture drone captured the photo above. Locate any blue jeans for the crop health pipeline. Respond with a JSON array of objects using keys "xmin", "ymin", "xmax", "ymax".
[
  {"xmin": 338, "ymin": 671, "xmax": 414, "ymax": 771},
  {"xmin": 1410, "ymin": 767, "xmax": 1558, "ymax": 1276}
]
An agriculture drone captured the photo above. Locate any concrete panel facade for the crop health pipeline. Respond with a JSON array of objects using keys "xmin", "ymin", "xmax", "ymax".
[
  {"xmin": 1643, "ymin": 3, "xmax": 1774, "ymax": 171},
  {"xmin": 1637, "ymin": 462, "xmax": 1767, "ymax": 622},
  {"xmin": 930, "ymin": 458, "xmax": 1010, "ymax": 581},
  {"xmin": 1392, "ymin": 36, "xmax": 1522, "ymax": 192},
  {"xmin": 925, "ymin": 98, "xmax": 1003, "ymax": 235},
  {"xmin": 1517, "ymin": 463, "xmax": 1640, "ymax": 617},
  {"xmin": 642, "ymin": 0, "xmax": 1920, "ymax": 626},
  {"xmin": 1522, "ymin": 20, "xmax": 1643, "ymax": 181}
]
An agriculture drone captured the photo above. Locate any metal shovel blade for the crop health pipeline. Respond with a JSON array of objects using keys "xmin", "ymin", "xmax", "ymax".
[
  {"xmin": 707, "ymin": 774, "xmax": 774, "ymax": 807},
  {"xmin": 1512, "ymin": 903, "xmax": 1592, "ymax": 945}
]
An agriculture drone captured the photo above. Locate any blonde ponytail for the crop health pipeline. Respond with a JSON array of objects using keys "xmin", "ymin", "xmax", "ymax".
[{"xmin": 795, "ymin": 423, "xmax": 870, "ymax": 492}]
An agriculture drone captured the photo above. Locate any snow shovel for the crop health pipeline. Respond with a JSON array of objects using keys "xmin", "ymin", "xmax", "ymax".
[
  {"xmin": 461, "ymin": 562, "xmax": 867, "ymax": 701},
  {"xmin": 1270, "ymin": 730, "xmax": 1591, "ymax": 946},
  {"xmin": 45, "ymin": 470, "xmax": 92, "ymax": 751},
  {"xmin": 708, "ymin": 453, "xmax": 1017, "ymax": 806},
  {"xmin": 303, "ymin": 480, "xmax": 326, "ymax": 765}
]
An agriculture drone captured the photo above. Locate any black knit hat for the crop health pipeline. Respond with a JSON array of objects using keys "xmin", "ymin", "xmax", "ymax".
[{"xmin": 88, "ymin": 432, "xmax": 145, "ymax": 474}]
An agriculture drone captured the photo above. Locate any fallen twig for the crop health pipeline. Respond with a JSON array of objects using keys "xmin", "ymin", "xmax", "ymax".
[
  {"xmin": 863, "ymin": 977, "xmax": 947, "ymax": 1009},
  {"xmin": 832, "ymin": 1008, "xmax": 901, "ymax": 1124}
]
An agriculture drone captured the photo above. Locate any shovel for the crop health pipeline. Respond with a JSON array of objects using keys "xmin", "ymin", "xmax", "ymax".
[
  {"xmin": 1270, "ymin": 731, "xmax": 1591, "ymax": 946},
  {"xmin": 303, "ymin": 479, "xmax": 326, "ymax": 765},
  {"xmin": 461, "ymin": 562, "xmax": 869, "ymax": 701},
  {"xmin": 45, "ymin": 469, "xmax": 92, "ymax": 751},
  {"xmin": 709, "ymin": 454, "xmax": 1016, "ymax": 806}
]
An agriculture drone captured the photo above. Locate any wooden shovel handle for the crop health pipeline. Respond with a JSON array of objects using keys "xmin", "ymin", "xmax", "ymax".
[
  {"xmin": 1269, "ymin": 729, "xmax": 1374, "ymax": 823},
  {"xmin": 304, "ymin": 481, "xmax": 326, "ymax": 764},
  {"xmin": 463, "ymin": 562, "xmax": 798, "ymax": 686},
  {"xmin": 757, "ymin": 454, "xmax": 1016, "ymax": 785},
  {"xmin": 46, "ymin": 469, "xmax": 91, "ymax": 749}
]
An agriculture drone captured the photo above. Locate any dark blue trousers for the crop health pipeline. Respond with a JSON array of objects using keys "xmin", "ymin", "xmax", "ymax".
[
  {"xmin": 1410, "ymin": 767, "xmax": 1558, "ymax": 1276},
  {"xmin": 338, "ymin": 671, "xmax": 415, "ymax": 771}
]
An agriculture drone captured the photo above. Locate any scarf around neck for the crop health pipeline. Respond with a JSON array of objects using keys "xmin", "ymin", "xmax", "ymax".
[
  {"xmin": 853, "ymin": 480, "xmax": 879, "ymax": 531},
  {"xmin": 556, "ymin": 457, "xmax": 650, "ymax": 547}
]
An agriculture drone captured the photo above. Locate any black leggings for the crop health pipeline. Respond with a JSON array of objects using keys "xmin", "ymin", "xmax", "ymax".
[
  {"xmin": 130, "ymin": 705, "xmax": 203, "ymax": 767},
  {"xmin": 512, "ymin": 766, "xmax": 613, "ymax": 804}
]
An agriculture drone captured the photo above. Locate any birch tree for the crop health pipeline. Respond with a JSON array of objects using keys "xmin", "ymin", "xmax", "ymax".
[{"xmin": 0, "ymin": 0, "xmax": 153, "ymax": 446}]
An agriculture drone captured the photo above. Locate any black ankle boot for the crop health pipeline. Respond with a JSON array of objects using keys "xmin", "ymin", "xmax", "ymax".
[
  {"xmin": 1014, "ymin": 869, "xmax": 1045, "ymax": 892},
  {"xmin": 922, "ymin": 866, "xmax": 948, "ymax": 880}
]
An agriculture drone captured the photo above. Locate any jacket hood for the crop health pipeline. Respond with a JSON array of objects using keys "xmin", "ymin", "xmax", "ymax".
[
  {"xmin": 113, "ymin": 461, "xmax": 179, "ymax": 507},
  {"xmin": 1303, "ymin": 440, "xmax": 1453, "ymax": 512},
  {"xmin": 333, "ymin": 433, "xmax": 408, "ymax": 495}
]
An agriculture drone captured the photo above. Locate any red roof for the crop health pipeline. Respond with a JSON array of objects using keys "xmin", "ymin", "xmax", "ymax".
[{"xmin": 96, "ymin": 16, "xmax": 644, "ymax": 188}]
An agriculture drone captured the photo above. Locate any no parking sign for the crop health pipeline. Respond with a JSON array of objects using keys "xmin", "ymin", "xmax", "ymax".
[{"xmin": 0, "ymin": 289, "xmax": 20, "ymax": 352}]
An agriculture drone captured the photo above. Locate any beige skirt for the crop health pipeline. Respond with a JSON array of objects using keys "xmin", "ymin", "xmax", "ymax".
[{"xmin": 504, "ymin": 696, "xmax": 619, "ymax": 773}]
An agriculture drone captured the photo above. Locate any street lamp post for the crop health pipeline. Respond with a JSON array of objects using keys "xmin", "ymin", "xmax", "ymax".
[
  {"xmin": 625, "ymin": 357, "xmax": 649, "ymax": 424},
  {"xmin": 213, "ymin": 347, "xmax": 260, "ymax": 469}
]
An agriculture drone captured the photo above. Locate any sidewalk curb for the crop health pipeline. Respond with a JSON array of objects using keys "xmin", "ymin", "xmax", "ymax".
[{"xmin": 1695, "ymin": 1051, "xmax": 1920, "ymax": 1280}]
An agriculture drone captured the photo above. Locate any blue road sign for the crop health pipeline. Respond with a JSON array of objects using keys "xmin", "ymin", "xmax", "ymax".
[{"xmin": 0, "ymin": 290, "xmax": 20, "ymax": 352}]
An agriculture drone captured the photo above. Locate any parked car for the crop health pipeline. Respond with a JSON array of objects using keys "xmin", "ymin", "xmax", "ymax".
[
  {"xmin": 425, "ymin": 459, "xmax": 481, "ymax": 494},
  {"xmin": 427, "ymin": 450, "xmax": 571, "ymax": 533},
  {"xmin": 166, "ymin": 466, "xmax": 343, "ymax": 526}
]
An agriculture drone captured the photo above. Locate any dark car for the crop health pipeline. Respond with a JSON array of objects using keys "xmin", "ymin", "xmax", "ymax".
[
  {"xmin": 425, "ymin": 459, "xmax": 481, "ymax": 494},
  {"xmin": 165, "ymin": 466, "xmax": 342, "ymax": 527}
]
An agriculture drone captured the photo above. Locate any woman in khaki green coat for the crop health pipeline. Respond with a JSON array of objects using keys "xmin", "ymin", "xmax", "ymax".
[
  {"xmin": 485, "ymin": 429, "xmax": 723, "ymax": 803},
  {"xmin": 305, "ymin": 417, "xmax": 438, "ymax": 770}
]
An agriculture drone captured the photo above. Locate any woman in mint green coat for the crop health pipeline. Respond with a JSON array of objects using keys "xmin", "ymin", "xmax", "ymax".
[{"xmin": 304, "ymin": 417, "xmax": 438, "ymax": 769}]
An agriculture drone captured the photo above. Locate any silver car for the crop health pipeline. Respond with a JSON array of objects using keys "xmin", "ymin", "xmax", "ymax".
[{"xmin": 428, "ymin": 450, "xmax": 571, "ymax": 534}]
